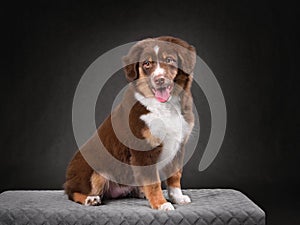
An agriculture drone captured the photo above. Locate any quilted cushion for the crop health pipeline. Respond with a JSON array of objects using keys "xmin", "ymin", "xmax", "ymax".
[{"xmin": 0, "ymin": 189, "xmax": 265, "ymax": 225}]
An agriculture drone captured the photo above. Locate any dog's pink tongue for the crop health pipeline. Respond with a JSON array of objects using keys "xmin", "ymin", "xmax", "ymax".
[{"xmin": 154, "ymin": 88, "xmax": 170, "ymax": 103}]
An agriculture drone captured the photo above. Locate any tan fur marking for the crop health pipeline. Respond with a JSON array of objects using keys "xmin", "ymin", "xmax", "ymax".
[
  {"xmin": 167, "ymin": 170, "xmax": 182, "ymax": 188},
  {"xmin": 138, "ymin": 67, "xmax": 145, "ymax": 78},
  {"xmin": 90, "ymin": 171, "xmax": 106, "ymax": 195},
  {"xmin": 136, "ymin": 67, "xmax": 154, "ymax": 97},
  {"xmin": 73, "ymin": 192, "xmax": 88, "ymax": 204},
  {"xmin": 142, "ymin": 128, "xmax": 162, "ymax": 147},
  {"xmin": 143, "ymin": 183, "xmax": 167, "ymax": 209}
]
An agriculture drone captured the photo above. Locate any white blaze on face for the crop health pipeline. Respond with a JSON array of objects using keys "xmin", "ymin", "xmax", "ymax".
[
  {"xmin": 154, "ymin": 45, "xmax": 159, "ymax": 55},
  {"xmin": 151, "ymin": 45, "xmax": 170, "ymax": 103},
  {"xmin": 153, "ymin": 64, "xmax": 164, "ymax": 76},
  {"xmin": 153, "ymin": 45, "xmax": 165, "ymax": 76}
]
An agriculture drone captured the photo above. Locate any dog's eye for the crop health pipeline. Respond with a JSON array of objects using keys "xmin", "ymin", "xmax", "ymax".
[
  {"xmin": 143, "ymin": 60, "xmax": 151, "ymax": 69},
  {"xmin": 166, "ymin": 57, "xmax": 176, "ymax": 64}
]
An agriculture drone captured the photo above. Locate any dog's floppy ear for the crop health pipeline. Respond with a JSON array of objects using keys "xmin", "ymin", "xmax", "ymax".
[
  {"xmin": 156, "ymin": 36, "xmax": 196, "ymax": 75},
  {"xmin": 122, "ymin": 40, "xmax": 148, "ymax": 82}
]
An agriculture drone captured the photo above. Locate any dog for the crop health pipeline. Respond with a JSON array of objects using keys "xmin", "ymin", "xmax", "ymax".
[{"xmin": 64, "ymin": 36, "xmax": 196, "ymax": 211}]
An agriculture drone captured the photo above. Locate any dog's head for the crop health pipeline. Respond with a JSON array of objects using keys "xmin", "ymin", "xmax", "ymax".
[{"xmin": 123, "ymin": 36, "xmax": 196, "ymax": 103}]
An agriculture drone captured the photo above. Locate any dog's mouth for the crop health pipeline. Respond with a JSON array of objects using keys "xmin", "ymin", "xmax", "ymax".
[{"xmin": 152, "ymin": 84, "xmax": 173, "ymax": 103}]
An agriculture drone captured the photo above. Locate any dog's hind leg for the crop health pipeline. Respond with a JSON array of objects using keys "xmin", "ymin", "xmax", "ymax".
[
  {"xmin": 72, "ymin": 171, "xmax": 107, "ymax": 206},
  {"xmin": 89, "ymin": 171, "xmax": 107, "ymax": 196}
]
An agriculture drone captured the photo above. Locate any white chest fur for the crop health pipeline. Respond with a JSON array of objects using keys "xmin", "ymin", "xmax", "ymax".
[{"xmin": 135, "ymin": 93, "xmax": 190, "ymax": 168}]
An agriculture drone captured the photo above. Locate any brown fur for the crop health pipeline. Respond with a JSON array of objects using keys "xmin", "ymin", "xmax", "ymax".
[
  {"xmin": 167, "ymin": 170, "xmax": 182, "ymax": 188},
  {"xmin": 73, "ymin": 192, "xmax": 89, "ymax": 204},
  {"xmin": 64, "ymin": 36, "xmax": 196, "ymax": 209},
  {"xmin": 143, "ymin": 183, "xmax": 167, "ymax": 209},
  {"xmin": 90, "ymin": 172, "xmax": 106, "ymax": 196}
]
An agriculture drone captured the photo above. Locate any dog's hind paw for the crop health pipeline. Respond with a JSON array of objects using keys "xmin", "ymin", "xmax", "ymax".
[{"xmin": 84, "ymin": 196, "xmax": 101, "ymax": 206}]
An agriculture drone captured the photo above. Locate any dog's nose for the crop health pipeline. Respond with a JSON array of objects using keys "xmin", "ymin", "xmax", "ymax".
[{"xmin": 154, "ymin": 76, "xmax": 165, "ymax": 86}]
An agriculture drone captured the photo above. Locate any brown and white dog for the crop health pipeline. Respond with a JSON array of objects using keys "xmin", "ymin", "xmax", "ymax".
[{"xmin": 64, "ymin": 36, "xmax": 196, "ymax": 211}]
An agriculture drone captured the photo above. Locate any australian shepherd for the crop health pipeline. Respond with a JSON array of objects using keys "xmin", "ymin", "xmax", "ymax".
[{"xmin": 64, "ymin": 36, "xmax": 196, "ymax": 211}]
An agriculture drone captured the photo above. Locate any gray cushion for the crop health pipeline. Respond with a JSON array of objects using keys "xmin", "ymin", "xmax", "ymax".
[{"xmin": 0, "ymin": 189, "xmax": 265, "ymax": 225}]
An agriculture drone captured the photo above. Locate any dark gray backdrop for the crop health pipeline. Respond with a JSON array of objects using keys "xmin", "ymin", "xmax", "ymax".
[{"xmin": 1, "ymin": 0, "xmax": 299, "ymax": 224}]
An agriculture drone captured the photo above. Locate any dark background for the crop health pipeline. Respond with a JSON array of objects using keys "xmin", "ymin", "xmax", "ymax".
[{"xmin": 1, "ymin": 0, "xmax": 299, "ymax": 224}]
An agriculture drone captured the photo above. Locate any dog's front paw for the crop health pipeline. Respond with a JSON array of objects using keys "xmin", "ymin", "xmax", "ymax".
[
  {"xmin": 84, "ymin": 196, "xmax": 101, "ymax": 206},
  {"xmin": 168, "ymin": 187, "xmax": 191, "ymax": 205},
  {"xmin": 170, "ymin": 194, "xmax": 191, "ymax": 205},
  {"xmin": 158, "ymin": 202, "xmax": 175, "ymax": 211}
]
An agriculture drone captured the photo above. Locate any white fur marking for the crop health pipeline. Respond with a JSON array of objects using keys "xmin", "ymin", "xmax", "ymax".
[
  {"xmin": 153, "ymin": 45, "xmax": 164, "ymax": 76},
  {"xmin": 84, "ymin": 196, "xmax": 101, "ymax": 206},
  {"xmin": 154, "ymin": 45, "xmax": 159, "ymax": 55},
  {"xmin": 153, "ymin": 64, "xmax": 165, "ymax": 76},
  {"xmin": 135, "ymin": 92, "xmax": 190, "ymax": 169},
  {"xmin": 159, "ymin": 202, "xmax": 175, "ymax": 211},
  {"xmin": 168, "ymin": 187, "xmax": 191, "ymax": 204}
]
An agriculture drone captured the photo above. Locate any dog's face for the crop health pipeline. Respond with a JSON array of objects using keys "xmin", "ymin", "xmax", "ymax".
[
  {"xmin": 138, "ymin": 44, "xmax": 178, "ymax": 102},
  {"xmin": 123, "ymin": 36, "xmax": 196, "ymax": 103}
]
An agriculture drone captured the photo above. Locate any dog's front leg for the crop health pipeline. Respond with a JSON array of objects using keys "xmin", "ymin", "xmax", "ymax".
[
  {"xmin": 143, "ymin": 182, "xmax": 174, "ymax": 210},
  {"xmin": 162, "ymin": 146, "xmax": 191, "ymax": 204},
  {"xmin": 167, "ymin": 170, "xmax": 191, "ymax": 205},
  {"xmin": 163, "ymin": 148, "xmax": 191, "ymax": 205},
  {"xmin": 130, "ymin": 149, "xmax": 174, "ymax": 211}
]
